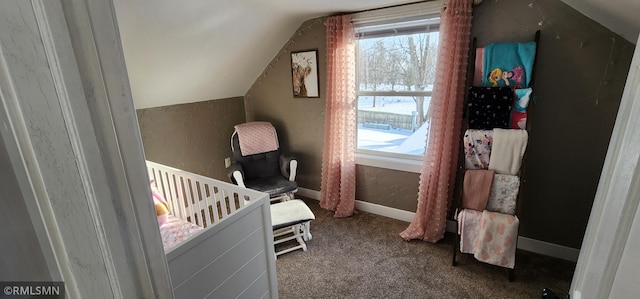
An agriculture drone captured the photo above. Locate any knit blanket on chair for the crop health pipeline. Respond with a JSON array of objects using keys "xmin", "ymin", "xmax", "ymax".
[{"xmin": 235, "ymin": 122, "xmax": 279, "ymax": 156}]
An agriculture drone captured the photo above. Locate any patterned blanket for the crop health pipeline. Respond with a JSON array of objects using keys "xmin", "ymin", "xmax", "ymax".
[{"xmin": 160, "ymin": 215, "xmax": 203, "ymax": 252}]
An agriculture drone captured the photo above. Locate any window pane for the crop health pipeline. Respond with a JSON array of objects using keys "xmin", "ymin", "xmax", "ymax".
[
  {"xmin": 355, "ymin": 26, "xmax": 438, "ymax": 158},
  {"xmin": 357, "ymin": 31, "xmax": 439, "ymax": 93},
  {"xmin": 357, "ymin": 95, "xmax": 431, "ymax": 156}
]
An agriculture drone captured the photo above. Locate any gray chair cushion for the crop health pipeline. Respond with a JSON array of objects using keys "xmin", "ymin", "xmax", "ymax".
[{"xmin": 244, "ymin": 176, "xmax": 297, "ymax": 197}]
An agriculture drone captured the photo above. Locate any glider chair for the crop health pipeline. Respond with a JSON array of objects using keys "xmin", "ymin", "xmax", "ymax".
[
  {"xmin": 227, "ymin": 121, "xmax": 298, "ymax": 202},
  {"xmin": 227, "ymin": 121, "xmax": 315, "ymax": 257}
]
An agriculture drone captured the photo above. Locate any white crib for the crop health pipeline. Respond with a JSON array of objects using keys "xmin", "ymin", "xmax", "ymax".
[{"xmin": 146, "ymin": 161, "xmax": 278, "ymax": 299}]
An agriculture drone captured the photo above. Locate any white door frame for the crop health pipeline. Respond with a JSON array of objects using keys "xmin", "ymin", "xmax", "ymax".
[
  {"xmin": 0, "ymin": 0, "xmax": 171, "ymax": 297},
  {"xmin": 570, "ymin": 34, "xmax": 640, "ymax": 299}
]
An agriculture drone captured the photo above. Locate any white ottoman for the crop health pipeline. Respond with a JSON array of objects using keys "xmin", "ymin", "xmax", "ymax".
[{"xmin": 270, "ymin": 199, "xmax": 315, "ymax": 257}]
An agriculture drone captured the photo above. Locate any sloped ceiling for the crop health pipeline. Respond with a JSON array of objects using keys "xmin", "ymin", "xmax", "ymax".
[
  {"xmin": 562, "ymin": 0, "xmax": 640, "ymax": 44},
  {"xmin": 114, "ymin": 0, "xmax": 639, "ymax": 109},
  {"xmin": 114, "ymin": 0, "xmax": 417, "ymax": 109}
]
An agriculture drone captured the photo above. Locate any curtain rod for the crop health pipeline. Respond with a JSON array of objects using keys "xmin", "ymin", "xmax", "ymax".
[{"xmin": 327, "ymin": 0, "xmax": 432, "ymax": 17}]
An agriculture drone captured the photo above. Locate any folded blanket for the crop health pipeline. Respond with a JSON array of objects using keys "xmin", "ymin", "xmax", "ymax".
[
  {"xmin": 483, "ymin": 42, "xmax": 537, "ymax": 89},
  {"xmin": 234, "ymin": 122, "xmax": 279, "ymax": 156},
  {"xmin": 467, "ymin": 87, "xmax": 513, "ymax": 130},
  {"xmin": 463, "ymin": 129, "xmax": 493, "ymax": 170},
  {"xmin": 462, "ymin": 170, "xmax": 495, "ymax": 211},
  {"xmin": 457, "ymin": 209, "xmax": 483, "ymax": 254},
  {"xmin": 488, "ymin": 129, "xmax": 528, "ymax": 175},
  {"xmin": 474, "ymin": 210, "xmax": 519, "ymax": 269},
  {"xmin": 486, "ymin": 174, "xmax": 520, "ymax": 215}
]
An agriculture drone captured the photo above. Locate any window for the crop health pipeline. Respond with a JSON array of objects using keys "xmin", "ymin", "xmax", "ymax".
[{"xmin": 354, "ymin": 10, "xmax": 440, "ymax": 171}]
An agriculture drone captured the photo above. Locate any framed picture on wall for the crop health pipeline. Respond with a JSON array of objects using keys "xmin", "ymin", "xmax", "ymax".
[{"xmin": 291, "ymin": 50, "xmax": 319, "ymax": 98}]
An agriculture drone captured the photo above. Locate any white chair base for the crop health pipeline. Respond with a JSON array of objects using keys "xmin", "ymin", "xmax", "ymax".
[
  {"xmin": 270, "ymin": 199, "xmax": 315, "ymax": 257},
  {"xmin": 269, "ymin": 190, "xmax": 298, "ymax": 203},
  {"xmin": 273, "ymin": 223, "xmax": 311, "ymax": 256}
]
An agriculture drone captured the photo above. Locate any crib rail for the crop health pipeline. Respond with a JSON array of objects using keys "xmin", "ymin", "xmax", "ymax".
[{"xmin": 146, "ymin": 161, "xmax": 266, "ymax": 228}]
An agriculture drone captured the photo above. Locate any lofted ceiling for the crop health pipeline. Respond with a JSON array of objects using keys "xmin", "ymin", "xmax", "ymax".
[{"xmin": 113, "ymin": 0, "xmax": 640, "ymax": 109}]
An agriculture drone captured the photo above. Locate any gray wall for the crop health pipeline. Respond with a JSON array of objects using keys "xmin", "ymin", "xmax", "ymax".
[
  {"xmin": 245, "ymin": 0, "xmax": 635, "ymax": 249},
  {"xmin": 473, "ymin": 0, "xmax": 633, "ymax": 248},
  {"xmin": 136, "ymin": 97, "xmax": 246, "ymax": 182}
]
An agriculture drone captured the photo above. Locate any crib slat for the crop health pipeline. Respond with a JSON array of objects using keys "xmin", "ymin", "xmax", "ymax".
[
  {"xmin": 163, "ymin": 172, "xmax": 182, "ymax": 220},
  {"xmin": 154, "ymin": 169, "xmax": 167, "ymax": 206},
  {"xmin": 175, "ymin": 176, "xmax": 190, "ymax": 222},
  {"xmin": 166, "ymin": 173, "xmax": 183, "ymax": 220},
  {"xmin": 201, "ymin": 183, "xmax": 215, "ymax": 226},
  {"xmin": 226, "ymin": 189, "xmax": 236, "ymax": 216},
  {"xmin": 148, "ymin": 166, "xmax": 155, "ymax": 184},
  {"xmin": 219, "ymin": 188, "xmax": 230, "ymax": 219},
  {"xmin": 183, "ymin": 173, "xmax": 206, "ymax": 227},
  {"xmin": 211, "ymin": 184, "xmax": 222, "ymax": 224},
  {"xmin": 217, "ymin": 187, "xmax": 227, "ymax": 221},
  {"xmin": 162, "ymin": 172, "xmax": 182, "ymax": 217},
  {"xmin": 231, "ymin": 191, "xmax": 241, "ymax": 212},
  {"xmin": 193, "ymin": 180, "xmax": 206, "ymax": 227},
  {"xmin": 144, "ymin": 161, "xmax": 267, "ymax": 226},
  {"xmin": 210, "ymin": 185, "xmax": 221, "ymax": 223},
  {"xmin": 188, "ymin": 179, "xmax": 199, "ymax": 225},
  {"xmin": 156, "ymin": 170, "xmax": 174, "ymax": 217},
  {"xmin": 185, "ymin": 178, "xmax": 197, "ymax": 226},
  {"xmin": 178, "ymin": 175, "xmax": 195, "ymax": 223},
  {"xmin": 228, "ymin": 190, "xmax": 237, "ymax": 214},
  {"xmin": 181, "ymin": 176, "xmax": 196, "ymax": 225}
]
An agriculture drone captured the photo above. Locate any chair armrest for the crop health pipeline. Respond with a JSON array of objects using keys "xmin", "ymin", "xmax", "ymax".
[
  {"xmin": 280, "ymin": 155, "xmax": 298, "ymax": 182},
  {"xmin": 226, "ymin": 162, "xmax": 246, "ymax": 188}
]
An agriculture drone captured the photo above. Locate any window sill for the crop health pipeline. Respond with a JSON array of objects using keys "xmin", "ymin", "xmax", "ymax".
[{"xmin": 355, "ymin": 152, "xmax": 422, "ymax": 173}]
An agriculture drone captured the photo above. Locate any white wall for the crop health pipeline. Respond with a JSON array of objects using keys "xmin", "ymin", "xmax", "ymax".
[{"xmin": 570, "ymin": 33, "xmax": 640, "ymax": 299}]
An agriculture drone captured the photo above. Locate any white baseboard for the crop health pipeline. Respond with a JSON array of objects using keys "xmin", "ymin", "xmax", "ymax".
[
  {"xmin": 516, "ymin": 235, "xmax": 580, "ymax": 262},
  {"xmin": 355, "ymin": 200, "xmax": 417, "ymax": 223},
  {"xmin": 297, "ymin": 187, "xmax": 416, "ymax": 222},
  {"xmin": 296, "ymin": 187, "xmax": 321, "ymax": 200},
  {"xmin": 297, "ymin": 187, "xmax": 580, "ymax": 262}
]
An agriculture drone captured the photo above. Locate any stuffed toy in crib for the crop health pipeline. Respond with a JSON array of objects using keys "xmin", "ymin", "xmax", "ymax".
[{"xmin": 150, "ymin": 180, "xmax": 169, "ymax": 226}]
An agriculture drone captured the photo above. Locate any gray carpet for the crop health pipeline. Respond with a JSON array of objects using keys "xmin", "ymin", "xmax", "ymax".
[{"xmin": 275, "ymin": 198, "xmax": 575, "ymax": 299}]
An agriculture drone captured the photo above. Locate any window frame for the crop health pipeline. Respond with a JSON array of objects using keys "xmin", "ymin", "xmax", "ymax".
[{"xmin": 352, "ymin": 2, "xmax": 442, "ymax": 172}]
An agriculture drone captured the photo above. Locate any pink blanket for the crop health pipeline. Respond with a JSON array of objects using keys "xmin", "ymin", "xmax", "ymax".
[
  {"xmin": 457, "ymin": 209, "xmax": 482, "ymax": 254},
  {"xmin": 473, "ymin": 210, "xmax": 519, "ymax": 269},
  {"xmin": 160, "ymin": 215, "xmax": 203, "ymax": 252},
  {"xmin": 462, "ymin": 169, "xmax": 494, "ymax": 211},
  {"xmin": 234, "ymin": 122, "xmax": 279, "ymax": 156}
]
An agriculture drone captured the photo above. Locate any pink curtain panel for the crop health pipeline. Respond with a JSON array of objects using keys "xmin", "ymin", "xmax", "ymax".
[
  {"xmin": 401, "ymin": 0, "xmax": 474, "ymax": 243},
  {"xmin": 320, "ymin": 15, "xmax": 357, "ymax": 218}
]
